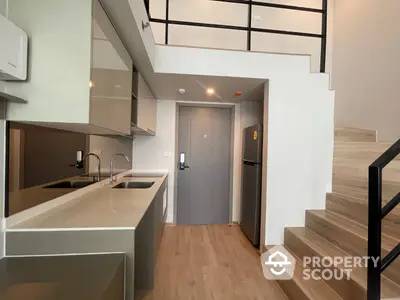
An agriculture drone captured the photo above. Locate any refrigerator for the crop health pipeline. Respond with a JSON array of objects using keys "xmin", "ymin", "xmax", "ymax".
[{"xmin": 240, "ymin": 124, "xmax": 263, "ymax": 246}]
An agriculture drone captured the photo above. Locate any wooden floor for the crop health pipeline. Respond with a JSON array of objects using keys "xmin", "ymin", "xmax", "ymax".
[{"xmin": 141, "ymin": 224, "xmax": 288, "ymax": 300}]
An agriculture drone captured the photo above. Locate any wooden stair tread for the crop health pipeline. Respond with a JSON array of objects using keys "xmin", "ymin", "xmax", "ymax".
[
  {"xmin": 333, "ymin": 161, "xmax": 400, "ymax": 182},
  {"xmin": 306, "ymin": 210, "xmax": 398, "ymax": 252},
  {"xmin": 334, "ymin": 142, "xmax": 399, "ymax": 160},
  {"xmin": 306, "ymin": 210, "xmax": 400, "ymax": 286},
  {"xmin": 332, "ymin": 174, "xmax": 400, "ymax": 202},
  {"xmin": 335, "ymin": 127, "xmax": 377, "ymax": 142},
  {"xmin": 278, "ymin": 246, "xmax": 344, "ymax": 300},
  {"xmin": 285, "ymin": 227, "xmax": 400, "ymax": 299},
  {"xmin": 326, "ymin": 192, "xmax": 400, "ymax": 240}
]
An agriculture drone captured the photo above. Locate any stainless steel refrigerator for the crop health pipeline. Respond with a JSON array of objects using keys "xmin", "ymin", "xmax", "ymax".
[{"xmin": 240, "ymin": 124, "xmax": 263, "ymax": 246}]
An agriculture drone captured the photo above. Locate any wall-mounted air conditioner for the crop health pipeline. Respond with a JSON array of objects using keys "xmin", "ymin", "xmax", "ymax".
[{"xmin": 0, "ymin": 14, "xmax": 28, "ymax": 81}]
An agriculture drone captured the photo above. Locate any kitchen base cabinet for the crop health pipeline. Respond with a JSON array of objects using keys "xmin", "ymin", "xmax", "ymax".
[
  {"xmin": 0, "ymin": 254, "xmax": 125, "ymax": 300},
  {"xmin": 134, "ymin": 179, "xmax": 167, "ymax": 297}
]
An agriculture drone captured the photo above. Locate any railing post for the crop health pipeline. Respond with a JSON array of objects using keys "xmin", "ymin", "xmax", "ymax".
[
  {"xmin": 144, "ymin": 0, "xmax": 150, "ymax": 19},
  {"xmin": 320, "ymin": 0, "xmax": 327, "ymax": 73},
  {"xmin": 247, "ymin": 0, "xmax": 252, "ymax": 51},
  {"xmin": 368, "ymin": 165, "xmax": 382, "ymax": 300},
  {"xmin": 165, "ymin": 0, "xmax": 170, "ymax": 44}
]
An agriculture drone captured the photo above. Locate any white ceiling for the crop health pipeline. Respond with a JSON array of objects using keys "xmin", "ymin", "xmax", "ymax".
[{"xmin": 152, "ymin": 73, "xmax": 266, "ymax": 103}]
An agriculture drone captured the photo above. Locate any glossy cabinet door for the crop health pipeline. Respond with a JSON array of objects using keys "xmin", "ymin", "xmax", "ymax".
[
  {"xmin": 136, "ymin": 73, "xmax": 157, "ymax": 135},
  {"xmin": 90, "ymin": 0, "xmax": 133, "ymax": 135},
  {"xmin": 148, "ymin": 95, "xmax": 157, "ymax": 134}
]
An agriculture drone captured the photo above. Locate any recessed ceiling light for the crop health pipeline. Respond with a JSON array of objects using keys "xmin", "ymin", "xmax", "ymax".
[
  {"xmin": 178, "ymin": 88, "xmax": 186, "ymax": 95},
  {"xmin": 206, "ymin": 88, "xmax": 215, "ymax": 96},
  {"xmin": 234, "ymin": 91, "xmax": 243, "ymax": 97}
]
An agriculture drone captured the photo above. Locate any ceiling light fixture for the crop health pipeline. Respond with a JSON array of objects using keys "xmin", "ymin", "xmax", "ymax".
[
  {"xmin": 178, "ymin": 88, "xmax": 186, "ymax": 95},
  {"xmin": 234, "ymin": 91, "xmax": 243, "ymax": 97},
  {"xmin": 206, "ymin": 88, "xmax": 215, "ymax": 96}
]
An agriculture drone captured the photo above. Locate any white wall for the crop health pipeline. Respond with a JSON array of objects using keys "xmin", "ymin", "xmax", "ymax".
[
  {"xmin": 0, "ymin": 0, "xmax": 8, "ymax": 259},
  {"xmin": 332, "ymin": 0, "xmax": 400, "ymax": 142},
  {"xmin": 153, "ymin": 45, "xmax": 334, "ymax": 245},
  {"xmin": 150, "ymin": 0, "xmax": 334, "ymax": 73}
]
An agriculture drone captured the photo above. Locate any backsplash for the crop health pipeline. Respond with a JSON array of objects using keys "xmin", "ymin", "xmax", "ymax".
[{"xmin": 6, "ymin": 122, "xmax": 133, "ymax": 217}]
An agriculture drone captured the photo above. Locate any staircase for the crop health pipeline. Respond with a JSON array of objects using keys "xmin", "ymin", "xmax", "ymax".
[{"xmin": 267, "ymin": 127, "xmax": 400, "ymax": 300}]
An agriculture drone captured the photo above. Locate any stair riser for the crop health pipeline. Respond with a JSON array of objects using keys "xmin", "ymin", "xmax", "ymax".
[
  {"xmin": 305, "ymin": 211, "xmax": 400, "ymax": 286},
  {"xmin": 334, "ymin": 143, "xmax": 397, "ymax": 161},
  {"xmin": 276, "ymin": 279, "xmax": 310, "ymax": 300},
  {"xmin": 326, "ymin": 194, "xmax": 400, "ymax": 240},
  {"xmin": 332, "ymin": 180, "xmax": 398, "ymax": 203},
  {"xmin": 335, "ymin": 128, "xmax": 377, "ymax": 142},
  {"xmin": 284, "ymin": 229, "xmax": 365, "ymax": 300},
  {"xmin": 333, "ymin": 162, "xmax": 400, "ymax": 182}
]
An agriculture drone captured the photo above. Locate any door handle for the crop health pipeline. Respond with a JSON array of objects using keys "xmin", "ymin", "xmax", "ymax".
[{"xmin": 179, "ymin": 152, "xmax": 190, "ymax": 170}]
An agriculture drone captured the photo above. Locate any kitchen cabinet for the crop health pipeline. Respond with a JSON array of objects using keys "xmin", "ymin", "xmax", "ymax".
[
  {"xmin": 132, "ymin": 73, "xmax": 157, "ymax": 135},
  {"xmin": 5, "ymin": 0, "xmax": 132, "ymax": 136},
  {"xmin": 134, "ymin": 179, "xmax": 167, "ymax": 296}
]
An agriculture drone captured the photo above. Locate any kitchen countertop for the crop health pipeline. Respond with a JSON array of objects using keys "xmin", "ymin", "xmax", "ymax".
[
  {"xmin": 8, "ymin": 170, "xmax": 168, "ymax": 230},
  {"xmin": 8, "ymin": 172, "xmax": 124, "ymax": 216},
  {"xmin": 0, "ymin": 254, "xmax": 125, "ymax": 300}
]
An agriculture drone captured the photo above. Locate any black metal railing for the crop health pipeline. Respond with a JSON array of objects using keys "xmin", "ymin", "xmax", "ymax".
[
  {"xmin": 144, "ymin": 0, "xmax": 328, "ymax": 73},
  {"xmin": 368, "ymin": 139, "xmax": 400, "ymax": 300}
]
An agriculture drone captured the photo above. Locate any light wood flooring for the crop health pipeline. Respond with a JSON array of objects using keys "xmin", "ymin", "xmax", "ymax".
[{"xmin": 141, "ymin": 224, "xmax": 288, "ymax": 300}]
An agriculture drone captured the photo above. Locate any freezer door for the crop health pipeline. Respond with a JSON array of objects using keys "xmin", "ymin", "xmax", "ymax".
[
  {"xmin": 240, "ymin": 161, "xmax": 262, "ymax": 246},
  {"xmin": 243, "ymin": 124, "xmax": 263, "ymax": 163}
]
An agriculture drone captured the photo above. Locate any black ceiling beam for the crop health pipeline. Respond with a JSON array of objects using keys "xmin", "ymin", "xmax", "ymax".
[
  {"xmin": 210, "ymin": 0, "xmax": 324, "ymax": 14},
  {"xmin": 151, "ymin": 18, "xmax": 322, "ymax": 38}
]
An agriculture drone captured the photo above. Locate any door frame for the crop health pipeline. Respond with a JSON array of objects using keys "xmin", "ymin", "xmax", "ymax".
[{"xmin": 174, "ymin": 102, "xmax": 237, "ymax": 224}]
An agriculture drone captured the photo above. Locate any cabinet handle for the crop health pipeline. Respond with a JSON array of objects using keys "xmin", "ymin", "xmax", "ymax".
[{"xmin": 142, "ymin": 21, "xmax": 150, "ymax": 30}]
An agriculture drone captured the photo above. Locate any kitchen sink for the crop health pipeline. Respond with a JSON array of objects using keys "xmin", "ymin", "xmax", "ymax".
[
  {"xmin": 124, "ymin": 174, "xmax": 164, "ymax": 178},
  {"xmin": 43, "ymin": 180, "xmax": 95, "ymax": 189},
  {"xmin": 112, "ymin": 182, "xmax": 155, "ymax": 189}
]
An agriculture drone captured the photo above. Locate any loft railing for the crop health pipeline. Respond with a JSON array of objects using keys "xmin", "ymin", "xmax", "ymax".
[
  {"xmin": 143, "ymin": 0, "xmax": 328, "ymax": 73},
  {"xmin": 368, "ymin": 139, "xmax": 400, "ymax": 300}
]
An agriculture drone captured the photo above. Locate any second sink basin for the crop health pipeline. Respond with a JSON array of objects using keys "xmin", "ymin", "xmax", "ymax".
[
  {"xmin": 43, "ymin": 180, "xmax": 95, "ymax": 189},
  {"xmin": 112, "ymin": 182, "xmax": 155, "ymax": 189}
]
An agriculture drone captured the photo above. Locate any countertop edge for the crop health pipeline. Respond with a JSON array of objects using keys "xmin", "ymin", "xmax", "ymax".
[{"xmin": 6, "ymin": 170, "xmax": 169, "ymax": 231}]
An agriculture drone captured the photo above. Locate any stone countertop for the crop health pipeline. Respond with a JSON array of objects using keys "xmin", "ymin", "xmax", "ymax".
[
  {"xmin": 8, "ymin": 171, "xmax": 126, "ymax": 216},
  {"xmin": 8, "ymin": 170, "xmax": 168, "ymax": 230},
  {"xmin": 0, "ymin": 254, "xmax": 125, "ymax": 300}
]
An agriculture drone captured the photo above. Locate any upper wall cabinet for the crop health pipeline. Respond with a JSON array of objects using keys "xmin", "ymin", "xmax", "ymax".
[
  {"xmin": 132, "ymin": 73, "xmax": 157, "ymax": 135},
  {"xmin": 4, "ymin": 0, "xmax": 133, "ymax": 136}
]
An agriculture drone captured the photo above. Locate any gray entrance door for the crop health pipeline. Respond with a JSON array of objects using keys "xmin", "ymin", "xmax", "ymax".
[{"xmin": 177, "ymin": 106, "xmax": 232, "ymax": 225}]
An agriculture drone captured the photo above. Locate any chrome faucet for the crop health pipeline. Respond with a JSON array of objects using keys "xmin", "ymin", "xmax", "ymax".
[
  {"xmin": 110, "ymin": 153, "xmax": 130, "ymax": 184},
  {"xmin": 81, "ymin": 153, "xmax": 101, "ymax": 182}
]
